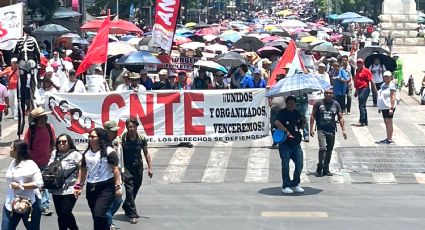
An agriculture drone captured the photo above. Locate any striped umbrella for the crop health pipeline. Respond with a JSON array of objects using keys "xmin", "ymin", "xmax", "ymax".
[{"xmin": 266, "ymin": 73, "xmax": 331, "ymax": 97}]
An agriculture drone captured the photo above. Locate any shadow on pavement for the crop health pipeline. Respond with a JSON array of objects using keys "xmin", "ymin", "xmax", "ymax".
[
  {"xmin": 258, "ymin": 186, "xmax": 323, "ymax": 196},
  {"xmin": 113, "ymin": 213, "xmax": 150, "ymax": 222}
]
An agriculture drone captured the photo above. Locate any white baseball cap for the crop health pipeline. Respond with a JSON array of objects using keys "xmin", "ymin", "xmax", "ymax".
[{"xmin": 11, "ymin": 58, "xmax": 18, "ymax": 63}]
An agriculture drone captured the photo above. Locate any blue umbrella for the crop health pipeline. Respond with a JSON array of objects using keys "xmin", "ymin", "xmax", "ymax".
[
  {"xmin": 115, "ymin": 51, "xmax": 161, "ymax": 65},
  {"xmin": 220, "ymin": 32, "xmax": 242, "ymax": 43},
  {"xmin": 194, "ymin": 60, "xmax": 228, "ymax": 73},
  {"xmin": 336, "ymin": 12, "xmax": 361, "ymax": 20},
  {"xmin": 120, "ymin": 35, "xmax": 136, "ymax": 41},
  {"xmin": 327, "ymin": 14, "xmax": 339, "ymax": 20},
  {"xmin": 266, "ymin": 73, "xmax": 331, "ymax": 97},
  {"xmin": 342, "ymin": 16, "xmax": 373, "ymax": 24}
]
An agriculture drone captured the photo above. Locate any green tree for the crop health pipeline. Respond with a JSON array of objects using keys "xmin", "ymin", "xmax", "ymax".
[{"xmin": 27, "ymin": 0, "xmax": 59, "ymax": 21}]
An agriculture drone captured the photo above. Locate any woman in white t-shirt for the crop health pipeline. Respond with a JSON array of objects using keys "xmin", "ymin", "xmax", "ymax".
[
  {"xmin": 2, "ymin": 140, "xmax": 43, "ymax": 230},
  {"xmin": 63, "ymin": 70, "xmax": 86, "ymax": 93},
  {"xmin": 74, "ymin": 128, "xmax": 122, "ymax": 230},
  {"xmin": 369, "ymin": 57, "xmax": 386, "ymax": 107},
  {"xmin": 377, "ymin": 71, "xmax": 397, "ymax": 144}
]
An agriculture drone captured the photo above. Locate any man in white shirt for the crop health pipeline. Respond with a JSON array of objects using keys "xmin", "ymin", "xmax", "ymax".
[
  {"xmin": 371, "ymin": 29, "xmax": 380, "ymax": 46},
  {"xmin": 44, "ymin": 66, "xmax": 61, "ymax": 91},
  {"xmin": 115, "ymin": 72, "xmax": 130, "ymax": 91},
  {"xmin": 315, "ymin": 63, "xmax": 330, "ymax": 84},
  {"xmin": 63, "ymin": 70, "xmax": 86, "ymax": 93},
  {"xmin": 125, "ymin": 73, "xmax": 147, "ymax": 92}
]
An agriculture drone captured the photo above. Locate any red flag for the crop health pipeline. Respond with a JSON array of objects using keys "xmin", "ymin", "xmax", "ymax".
[
  {"xmin": 268, "ymin": 40, "xmax": 297, "ymax": 86},
  {"xmin": 76, "ymin": 15, "xmax": 110, "ymax": 76}
]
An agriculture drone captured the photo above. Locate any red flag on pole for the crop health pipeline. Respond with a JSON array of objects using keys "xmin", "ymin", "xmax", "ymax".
[
  {"xmin": 268, "ymin": 40, "xmax": 298, "ymax": 87},
  {"xmin": 76, "ymin": 14, "xmax": 110, "ymax": 76}
]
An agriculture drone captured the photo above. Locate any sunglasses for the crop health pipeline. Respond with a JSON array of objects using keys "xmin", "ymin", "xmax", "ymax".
[{"xmin": 58, "ymin": 140, "xmax": 68, "ymax": 144}]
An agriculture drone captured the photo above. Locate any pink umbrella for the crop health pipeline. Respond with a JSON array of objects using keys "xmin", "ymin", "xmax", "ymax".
[
  {"xmin": 174, "ymin": 37, "xmax": 192, "ymax": 45},
  {"xmin": 195, "ymin": 28, "xmax": 219, "ymax": 36},
  {"xmin": 257, "ymin": 46, "xmax": 282, "ymax": 58},
  {"xmin": 261, "ymin": 35, "xmax": 282, "ymax": 43}
]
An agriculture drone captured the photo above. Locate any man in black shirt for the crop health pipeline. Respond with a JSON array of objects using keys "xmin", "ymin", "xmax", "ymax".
[
  {"xmin": 121, "ymin": 118, "xmax": 153, "ymax": 224},
  {"xmin": 310, "ymin": 88, "xmax": 347, "ymax": 177},
  {"xmin": 274, "ymin": 96, "xmax": 305, "ymax": 194}
]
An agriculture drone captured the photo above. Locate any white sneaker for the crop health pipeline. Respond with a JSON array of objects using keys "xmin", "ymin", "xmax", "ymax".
[
  {"xmin": 293, "ymin": 185, "xmax": 304, "ymax": 193},
  {"xmin": 281, "ymin": 187, "xmax": 294, "ymax": 194}
]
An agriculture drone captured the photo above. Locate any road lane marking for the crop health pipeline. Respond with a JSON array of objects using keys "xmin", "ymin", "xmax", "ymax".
[
  {"xmin": 414, "ymin": 173, "xmax": 425, "ymax": 184},
  {"xmin": 372, "ymin": 172, "xmax": 397, "ymax": 184},
  {"xmin": 244, "ymin": 137, "xmax": 270, "ymax": 183},
  {"xmin": 379, "ymin": 123, "xmax": 413, "ymax": 146},
  {"xmin": 350, "ymin": 126, "xmax": 377, "ymax": 147},
  {"xmin": 202, "ymin": 141, "xmax": 233, "ymax": 183},
  {"xmin": 261, "ymin": 212, "xmax": 328, "ymax": 218},
  {"xmin": 162, "ymin": 146, "xmax": 196, "ymax": 183},
  {"xmin": 143, "ymin": 148, "xmax": 158, "ymax": 168}
]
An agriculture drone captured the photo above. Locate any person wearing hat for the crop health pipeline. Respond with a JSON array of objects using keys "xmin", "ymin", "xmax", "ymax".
[
  {"xmin": 353, "ymin": 58, "xmax": 377, "ymax": 127},
  {"xmin": 252, "ymin": 68, "xmax": 266, "ymax": 88},
  {"xmin": 128, "ymin": 72, "xmax": 147, "ymax": 92},
  {"xmin": 152, "ymin": 69, "xmax": 172, "ymax": 90},
  {"xmin": 109, "ymin": 60, "xmax": 127, "ymax": 90},
  {"xmin": 315, "ymin": 63, "xmax": 330, "ymax": 84},
  {"xmin": 44, "ymin": 66, "xmax": 61, "ymax": 91},
  {"xmin": 116, "ymin": 71, "xmax": 131, "ymax": 92},
  {"xmin": 261, "ymin": 58, "xmax": 272, "ymax": 84},
  {"xmin": 0, "ymin": 58, "xmax": 18, "ymax": 119},
  {"xmin": 274, "ymin": 95, "xmax": 305, "ymax": 194},
  {"xmin": 24, "ymin": 107, "xmax": 56, "ymax": 216},
  {"xmin": 139, "ymin": 69, "xmax": 153, "ymax": 90},
  {"xmin": 70, "ymin": 45, "xmax": 85, "ymax": 70},
  {"xmin": 377, "ymin": 71, "xmax": 397, "ymax": 144},
  {"xmin": 173, "ymin": 71, "xmax": 191, "ymax": 90},
  {"xmin": 104, "ymin": 120, "xmax": 124, "ymax": 228},
  {"xmin": 212, "ymin": 71, "xmax": 230, "ymax": 89}
]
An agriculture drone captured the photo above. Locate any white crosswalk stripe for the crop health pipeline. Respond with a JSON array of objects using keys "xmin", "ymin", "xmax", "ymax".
[
  {"xmin": 379, "ymin": 123, "xmax": 413, "ymax": 146},
  {"xmin": 372, "ymin": 173, "xmax": 398, "ymax": 184},
  {"xmin": 162, "ymin": 146, "xmax": 196, "ymax": 183},
  {"xmin": 202, "ymin": 141, "xmax": 233, "ymax": 183},
  {"xmin": 244, "ymin": 137, "xmax": 271, "ymax": 183},
  {"xmin": 350, "ymin": 126, "xmax": 378, "ymax": 147}
]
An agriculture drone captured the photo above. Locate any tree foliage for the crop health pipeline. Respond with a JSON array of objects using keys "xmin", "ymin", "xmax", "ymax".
[
  {"xmin": 314, "ymin": 0, "xmax": 375, "ymax": 14},
  {"xmin": 27, "ymin": 0, "xmax": 60, "ymax": 21}
]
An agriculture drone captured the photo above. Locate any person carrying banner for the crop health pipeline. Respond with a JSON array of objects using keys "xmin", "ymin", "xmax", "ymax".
[
  {"xmin": 121, "ymin": 118, "xmax": 153, "ymax": 224},
  {"xmin": 14, "ymin": 25, "xmax": 41, "ymax": 138}
]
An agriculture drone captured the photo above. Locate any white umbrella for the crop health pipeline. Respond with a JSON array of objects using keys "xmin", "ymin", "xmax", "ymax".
[
  {"xmin": 108, "ymin": 42, "xmax": 137, "ymax": 56},
  {"xmin": 205, "ymin": 44, "xmax": 228, "ymax": 53},
  {"xmin": 180, "ymin": 42, "xmax": 205, "ymax": 50},
  {"xmin": 126, "ymin": 37, "xmax": 143, "ymax": 46},
  {"xmin": 281, "ymin": 19, "xmax": 307, "ymax": 28},
  {"xmin": 203, "ymin": 34, "xmax": 217, "ymax": 41}
]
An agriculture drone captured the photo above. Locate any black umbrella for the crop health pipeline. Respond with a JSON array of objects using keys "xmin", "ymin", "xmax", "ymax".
[
  {"xmin": 71, "ymin": 37, "xmax": 88, "ymax": 45},
  {"xmin": 234, "ymin": 36, "xmax": 264, "ymax": 52},
  {"xmin": 357, "ymin": 46, "xmax": 391, "ymax": 59},
  {"xmin": 265, "ymin": 40, "xmax": 288, "ymax": 51},
  {"xmin": 296, "ymin": 41, "xmax": 311, "ymax": 50},
  {"xmin": 364, "ymin": 54, "xmax": 397, "ymax": 72},
  {"xmin": 257, "ymin": 46, "xmax": 282, "ymax": 58},
  {"xmin": 270, "ymin": 31, "xmax": 290, "ymax": 37},
  {"xmin": 139, "ymin": 35, "xmax": 152, "ymax": 46},
  {"xmin": 311, "ymin": 42, "xmax": 339, "ymax": 54},
  {"xmin": 213, "ymin": 51, "xmax": 249, "ymax": 67}
]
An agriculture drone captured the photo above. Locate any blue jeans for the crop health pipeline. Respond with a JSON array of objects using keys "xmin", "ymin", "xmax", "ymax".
[
  {"xmin": 2, "ymin": 197, "xmax": 42, "ymax": 230},
  {"xmin": 39, "ymin": 166, "xmax": 50, "ymax": 210},
  {"xmin": 278, "ymin": 144, "xmax": 304, "ymax": 188},
  {"xmin": 106, "ymin": 195, "xmax": 123, "ymax": 225},
  {"xmin": 357, "ymin": 87, "xmax": 370, "ymax": 124},
  {"xmin": 296, "ymin": 102, "xmax": 309, "ymax": 139}
]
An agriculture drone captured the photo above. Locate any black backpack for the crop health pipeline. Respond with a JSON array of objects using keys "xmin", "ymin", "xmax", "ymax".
[{"xmin": 42, "ymin": 152, "xmax": 76, "ymax": 189}]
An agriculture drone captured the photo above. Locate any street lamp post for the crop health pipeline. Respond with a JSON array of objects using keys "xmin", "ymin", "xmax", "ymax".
[{"xmin": 116, "ymin": 0, "xmax": 119, "ymax": 18}]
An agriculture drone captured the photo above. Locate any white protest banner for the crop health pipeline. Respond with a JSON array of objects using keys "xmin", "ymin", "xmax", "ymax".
[
  {"xmin": 45, "ymin": 89, "xmax": 270, "ymax": 144},
  {"xmin": 0, "ymin": 3, "xmax": 23, "ymax": 50}
]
